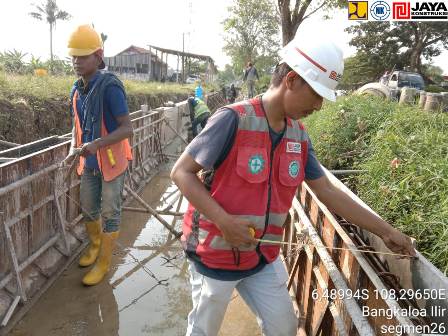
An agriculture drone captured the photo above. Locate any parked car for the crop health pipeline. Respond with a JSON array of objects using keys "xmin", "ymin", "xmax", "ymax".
[
  {"xmin": 168, "ymin": 72, "xmax": 181, "ymax": 82},
  {"xmin": 387, "ymin": 71, "xmax": 425, "ymax": 91},
  {"xmin": 186, "ymin": 74, "xmax": 200, "ymax": 84},
  {"xmin": 357, "ymin": 70, "xmax": 426, "ymax": 100}
]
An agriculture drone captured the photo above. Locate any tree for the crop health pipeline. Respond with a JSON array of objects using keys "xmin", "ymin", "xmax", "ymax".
[
  {"xmin": 217, "ymin": 64, "xmax": 237, "ymax": 87},
  {"xmin": 421, "ymin": 64, "xmax": 444, "ymax": 84},
  {"xmin": 29, "ymin": 0, "xmax": 71, "ymax": 66},
  {"xmin": 346, "ymin": 22, "xmax": 448, "ymax": 73},
  {"xmin": 223, "ymin": 0, "xmax": 280, "ymax": 76},
  {"xmin": 277, "ymin": 0, "xmax": 345, "ymax": 45},
  {"xmin": 101, "ymin": 33, "xmax": 108, "ymax": 53}
]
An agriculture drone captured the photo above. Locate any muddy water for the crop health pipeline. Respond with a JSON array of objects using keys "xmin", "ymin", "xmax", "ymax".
[{"xmin": 11, "ymin": 171, "xmax": 259, "ymax": 336}]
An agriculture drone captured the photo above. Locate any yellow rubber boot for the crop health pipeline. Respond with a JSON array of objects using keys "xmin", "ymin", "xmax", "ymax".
[
  {"xmin": 82, "ymin": 231, "xmax": 119, "ymax": 286},
  {"xmin": 79, "ymin": 219, "xmax": 102, "ymax": 267}
]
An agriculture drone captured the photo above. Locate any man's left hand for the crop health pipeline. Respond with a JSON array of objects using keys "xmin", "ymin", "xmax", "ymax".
[
  {"xmin": 382, "ymin": 228, "xmax": 416, "ymax": 258},
  {"xmin": 80, "ymin": 141, "xmax": 100, "ymax": 157}
]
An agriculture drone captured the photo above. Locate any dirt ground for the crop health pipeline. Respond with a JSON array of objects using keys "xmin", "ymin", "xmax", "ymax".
[{"xmin": 0, "ymin": 92, "xmax": 188, "ymax": 148}]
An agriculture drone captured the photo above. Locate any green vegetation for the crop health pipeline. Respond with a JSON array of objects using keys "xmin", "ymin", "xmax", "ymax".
[
  {"xmin": 304, "ymin": 95, "xmax": 448, "ymax": 274},
  {"xmin": 0, "ymin": 72, "xmax": 195, "ymax": 100},
  {"xmin": 426, "ymin": 84, "xmax": 446, "ymax": 93},
  {"xmin": 0, "ymin": 71, "xmax": 195, "ymax": 145}
]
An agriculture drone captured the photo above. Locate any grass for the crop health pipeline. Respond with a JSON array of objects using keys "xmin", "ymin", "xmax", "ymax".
[
  {"xmin": 0, "ymin": 71, "xmax": 199, "ymax": 100},
  {"xmin": 304, "ymin": 95, "xmax": 448, "ymax": 274},
  {"xmin": 0, "ymin": 71, "xmax": 202, "ymax": 145}
]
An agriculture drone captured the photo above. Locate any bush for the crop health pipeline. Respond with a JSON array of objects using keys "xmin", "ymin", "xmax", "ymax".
[
  {"xmin": 426, "ymin": 85, "xmax": 446, "ymax": 93},
  {"xmin": 303, "ymin": 95, "xmax": 396, "ymax": 170},
  {"xmin": 304, "ymin": 95, "xmax": 448, "ymax": 274}
]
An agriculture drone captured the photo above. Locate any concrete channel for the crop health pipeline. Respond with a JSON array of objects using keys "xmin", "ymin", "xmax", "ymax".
[{"xmin": 9, "ymin": 168, "xmax": 260, "ymax": 336}]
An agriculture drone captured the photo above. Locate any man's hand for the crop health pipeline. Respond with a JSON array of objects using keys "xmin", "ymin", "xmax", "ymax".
[
  {"xmin": 217, "ymin": 215, "xmax": 258, "ymax": 247},
  {"xmin": 80, "ymin": 141, "xmax": 100, "ymax": 157},
  {"xmin": 382, "ymin": 227, "xmax": 416, "ymax": 258}
]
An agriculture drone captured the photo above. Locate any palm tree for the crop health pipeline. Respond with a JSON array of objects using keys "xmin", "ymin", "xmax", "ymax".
[
  {"xmin": 101, "ymin": 33, "xmax": 108, "ymax": 54},
  {"xmin": 29, "ymin": 0, "xmax": 71, "ymax": 66}
]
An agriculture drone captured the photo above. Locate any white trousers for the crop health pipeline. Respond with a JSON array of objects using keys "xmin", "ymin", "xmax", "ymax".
[{"xmin": 186, "ymin": 257, "xmax": 298, "ymax": 336}]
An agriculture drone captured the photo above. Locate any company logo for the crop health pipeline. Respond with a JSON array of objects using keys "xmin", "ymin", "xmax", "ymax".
[
  {"xmin": 410, "ymin": 2, "xmax": 448, "ymax": 19},
  {"xmin": 371, "ymin": 0, "xmax": 391, "ymax": 19},
  {"xmin": 248, "ymin": 155, "xmax": 265, "ymax": 175},
  {"xmin": 393, "ymin": 1, "xmax": 411, "ymax": 19},
  {"xmin": 286, "ymin": 142, "xmax": 301, "ymax": 153},
  {"xmin": 288, "ymin": 161, "xmax": 300, "ymax": 178},
  {"xmin": 329, "ymin": 71, "xmax": 342, "ymax": 82},
  {"xmin": 348, "ymin": 1, "xmax": 369, "ymax": 20}
]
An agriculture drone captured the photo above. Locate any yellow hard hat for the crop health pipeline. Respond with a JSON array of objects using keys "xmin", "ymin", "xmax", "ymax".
[{"xmin": 68, "ymin": 24, "xmax": 105, "ymax": 69}]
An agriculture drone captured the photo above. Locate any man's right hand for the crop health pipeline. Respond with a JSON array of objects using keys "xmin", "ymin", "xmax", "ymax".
[{"xmin": 217, "ymin": 215, "xmax": 258, "ymax": 247}]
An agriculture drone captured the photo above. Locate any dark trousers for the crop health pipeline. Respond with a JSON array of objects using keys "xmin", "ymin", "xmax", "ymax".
[{"xmin": 192, "ymin": 113, "xmax": 210, "ymax": 137}]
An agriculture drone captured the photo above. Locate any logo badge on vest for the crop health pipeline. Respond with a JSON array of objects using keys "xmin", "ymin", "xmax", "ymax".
[
  {"xmin": 248, "ymin": 155, "xmax": 265, "ymax": 175},
  {"xmin": 288, "ymin": 161, "xmax": 300, "ymax": 178},
  {"xmin": 286, "ymin": 142, "xmax": 301, "ymax": 153}
]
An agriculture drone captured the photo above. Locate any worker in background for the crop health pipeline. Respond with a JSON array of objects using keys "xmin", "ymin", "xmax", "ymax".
[
  {"xmin": 171, "ymin": 30, "xmax": 416, "ymax": 336},
  {"xmin": 243, "ymin": 61, "xmax": 259, "ymax": 98},
  {"xmin": 195, "ymin": 81, "xmax": 204, "ymax": 100},
  {"xmin": 380, "ymin": 70, "xmax": 390, "ymax": 85},
  {"xmin": 188, "ymin": 92, "xmax": 211, "ymax": 138},
  {"xmin": 228, "ymin": 83, "xmax": 237, "ymax": 103},
  {"xmin": 61, "ymin": 24, "xmax": 133, "ymax": 286}
]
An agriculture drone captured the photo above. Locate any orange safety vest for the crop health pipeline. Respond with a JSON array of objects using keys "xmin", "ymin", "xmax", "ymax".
[{"xmin": 72, "ymin": 90, "xmax": 132, "ymax": 181}]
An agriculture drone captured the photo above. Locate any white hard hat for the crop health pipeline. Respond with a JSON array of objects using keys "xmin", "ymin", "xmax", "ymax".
[{"xmin": 278, "ymin": 32, "xmax": 344, "ymax": 102}]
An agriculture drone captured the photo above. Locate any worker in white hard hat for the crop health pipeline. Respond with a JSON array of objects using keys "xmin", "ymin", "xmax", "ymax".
[
  {"xmin": 62, "ymin": 24, "xmax": 133, "ymax": 286},
  {"xmin": 171, "ymin": 31, "xmax": 416, "ymax": 336}
]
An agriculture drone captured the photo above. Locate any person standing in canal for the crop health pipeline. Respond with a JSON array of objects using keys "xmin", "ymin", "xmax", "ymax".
[
  {"xmin": 188, "ymin": 93, "xmax": 211, "ymax": 138},
  {"xmin": 171, "ymin": 30, "xmax": 416, "ymax": 336},
  {"xmin": 62, "ymin": 24, "xmax": 133, "ymax": 286}
]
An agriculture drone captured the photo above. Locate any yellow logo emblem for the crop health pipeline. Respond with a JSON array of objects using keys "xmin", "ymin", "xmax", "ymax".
[{"xmin": 348, "ymin": 1, "xmax": 368, "ymax": 20}]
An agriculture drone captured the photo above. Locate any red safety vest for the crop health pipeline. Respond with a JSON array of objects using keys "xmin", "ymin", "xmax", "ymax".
[
  {"xmin": 182, "ymin": 97, "xmax": 309, "ymax": 270},
  {"xmin": 72, "ymin": 90, "xmax": 132, "ymax": 181}
]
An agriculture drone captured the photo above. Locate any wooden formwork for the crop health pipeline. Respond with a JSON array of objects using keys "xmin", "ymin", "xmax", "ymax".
[
  {"xmin": 0, "ymin": 101, "xmax": 190, "ymax": 334},
  {"xmin": 284, "ymin": 173, "xmax": 448, "ymax": 336}
]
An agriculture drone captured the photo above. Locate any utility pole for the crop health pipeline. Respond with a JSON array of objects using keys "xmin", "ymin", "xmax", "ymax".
[
  {"xmin": 182, "ymin": 33, "xmax": 185, "ymax": 83},
  {"xmin": 147, "ymin": 44, "xmax": 152, "ymax": 81}
]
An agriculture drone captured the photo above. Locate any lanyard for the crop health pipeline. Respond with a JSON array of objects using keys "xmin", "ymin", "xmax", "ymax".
[{"xmin": 79, "ymin": 80, "xmax": 99, "ymax": 133}]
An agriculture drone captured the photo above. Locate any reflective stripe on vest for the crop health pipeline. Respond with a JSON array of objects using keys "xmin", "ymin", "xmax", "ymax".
[
  {"xmin": 72, "ymin": 90, "xmax": 133, "ymax": 181},
  {"xmin": 194, "ymin": 99, "xmax": 210, "ymax": 119},
  {"xmin": 182, "ymin": 97, "xmax": 309, "ymax": 271}
]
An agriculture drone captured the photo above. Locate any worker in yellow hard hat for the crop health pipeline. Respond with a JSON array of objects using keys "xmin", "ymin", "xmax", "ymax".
[{"xmin": 62, "ymin": 24, "xmax": 133, "ymax": 286}]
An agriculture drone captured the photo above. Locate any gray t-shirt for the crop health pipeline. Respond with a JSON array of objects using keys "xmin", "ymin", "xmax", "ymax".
[{"xmin": 186, "ymin": 108, "xmax": 324, "ymax": 179}]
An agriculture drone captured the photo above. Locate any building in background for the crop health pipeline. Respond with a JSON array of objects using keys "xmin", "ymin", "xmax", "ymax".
[{"xmin": 104, "ymin": 45, "xmax": 217, "ymax": 83}]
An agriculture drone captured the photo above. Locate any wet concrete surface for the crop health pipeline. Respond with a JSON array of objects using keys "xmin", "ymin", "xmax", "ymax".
[{"xmin": 10, "ymin": 169, "xmax": 260, "ymax": 336}]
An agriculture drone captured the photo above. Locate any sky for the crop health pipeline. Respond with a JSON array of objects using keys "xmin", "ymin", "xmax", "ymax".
[{"xmin": 1, "ymin": 0, "xmax": 447, "ymax": 73}]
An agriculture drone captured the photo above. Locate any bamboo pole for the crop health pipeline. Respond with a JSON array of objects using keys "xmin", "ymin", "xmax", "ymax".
[
  {"xmin": 0, "ymin": 139, "xmax": 19, "ymax": 148},
  {"xmin": 164, "ymin": 119, "xmax": 188, "ymax": 144},
  {"xmin": 1, "ymin": 296, "xmax": 21, "ymax": 327},
  {"xmin": 124, "ymin": 185, "xmax": 181, "ymax": 238}
]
